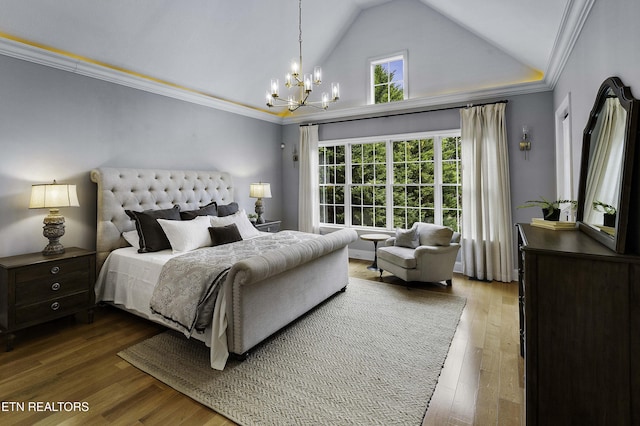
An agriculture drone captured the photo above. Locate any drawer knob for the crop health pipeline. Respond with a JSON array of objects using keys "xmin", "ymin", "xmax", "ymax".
[
  {"xmin": 51, "ymin": 282, "xmax": 61, "ymax": 291},
  {"xmin": 50, "ymin": 266, "xmax": 60, "ymax": 275},
  {"xmin": 51, "ymin": 302, "xmax": 60, "ymax": 311}
]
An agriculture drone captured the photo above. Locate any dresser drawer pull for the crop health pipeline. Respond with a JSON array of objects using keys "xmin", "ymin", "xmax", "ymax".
[
  {"xmin": 50, "ymin": 266, "xmax": 60, "ymax": 275},
  {"xmin": 51, "ymin": 282, "xmax": 61, "ymax": 291},
  {"xmin": 51, "ymin": 302, "xmax": 60, "ymax": 311}
]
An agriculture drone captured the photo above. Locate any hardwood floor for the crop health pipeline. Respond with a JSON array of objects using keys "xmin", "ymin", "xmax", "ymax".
[
  {"xmin": 350, "ymin": 261, "xmax": 525, "ymax": 426},
  {"xmin": 0, "ymin": 259, "xmax": 523, "ymax": 425}
]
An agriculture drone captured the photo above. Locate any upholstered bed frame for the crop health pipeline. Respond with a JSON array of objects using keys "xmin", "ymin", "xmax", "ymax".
[
  {"xmin": 90, "ymin": 167, "xmax": 357, "ymax": 360},
  {"xmin": 90, "ymin": 167, "xmax": 234, "ymax": 271}
]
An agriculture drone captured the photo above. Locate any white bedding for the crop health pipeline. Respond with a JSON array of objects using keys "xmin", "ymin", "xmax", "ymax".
[{"xmin": 95, "ymin": 247, "xmax": 230, "ymax": 368}]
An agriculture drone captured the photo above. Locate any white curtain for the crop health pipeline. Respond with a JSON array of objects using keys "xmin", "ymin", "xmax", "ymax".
[
  {"xmin": 298, "ymin": 125, "xmax": 320, "ymax": 233},
  {"xmin": 460, "ymin": 103, "xmax": 513, "ymax": 282},
  {"xmin": 583, "ymin": 98, "xmax": 626, "ymax": 224}
]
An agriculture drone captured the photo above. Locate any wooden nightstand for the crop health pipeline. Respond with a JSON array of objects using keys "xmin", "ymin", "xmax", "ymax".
[
  {"xmin": 254, "ymin": 220, "xmax": 281, "ymax": 233},
  {"xmin": 0, "ymin": 247, "xmax": 96, "ymax": 351}
]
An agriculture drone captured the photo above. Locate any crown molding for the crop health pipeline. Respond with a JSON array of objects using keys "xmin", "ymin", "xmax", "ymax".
[
  {"xmin": 544, "ymin": 0, "xmax": 595, "ymax": 88},
  {"xmin": 0, "ymin": 37, "xmax": 282, "ymax": 124},
  {"xmin": 280, "ymin": 79, "xmax": 552, "ymax": 125},
  {"xmin": 1, "ymin": 28, "xmax": 565, "ymax": 127}
]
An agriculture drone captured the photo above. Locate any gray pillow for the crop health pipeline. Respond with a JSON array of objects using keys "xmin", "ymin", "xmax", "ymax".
[
  {"xmin": 125, "ymin": 205, "xmax": 181, "ymax": 253},
  {"xmin": 180, "ymin": 201, "xmax": 217, "ymax": 220},
  {"xmin": 394, "ymin": 224, "xmax": 419, "ymax": 248},
  {"xmin": 217, "ymin": 202, "xmax": 239, "ymax": 217},
  {"xmin": 208, "ymin": 223, "xmax": 243, "ymax": 246}
]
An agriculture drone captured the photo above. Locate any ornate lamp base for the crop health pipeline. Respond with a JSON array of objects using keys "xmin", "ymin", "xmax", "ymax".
[
  {"xmin": 42, "ymin": 210, "xmax": 66, "ymax": 256},
  {"xmin": 254, "ymin": 198, "xmax": 266, "ymax": 224}
]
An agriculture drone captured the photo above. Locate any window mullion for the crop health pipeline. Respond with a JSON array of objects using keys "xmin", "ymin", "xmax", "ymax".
[
  {"xmin": 386, "ymin": 139, "xmax": 394, "ymax": 229},
  {"xmin": 434, "ymin": 136, "xmax": 443, "ymax": 226},
  {"xmin": 345, "ymin": 143, "xmax": 352, "ymax": 227}
]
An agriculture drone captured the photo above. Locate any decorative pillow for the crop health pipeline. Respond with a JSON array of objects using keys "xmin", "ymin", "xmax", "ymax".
[
  {"xmin": 157, "ymin": 216, "xmax": 212, "ymax": 253},
  {"xmin": 394, "ymin": 224, "xmax": 419, "ymax": 248},
  {"xmin": 125, "ymin": 205, "xmax": 181, "ymax": 253},
  {"xmin": 417, "ymin": 223, "xmax": 454, "ymax": 246},
  {"xmin": 216, "ymin": 202, "xmax": 239, "ymax": 217},
  {"xmin": 180, "ymin": 201, "xmax": 218, "ymax": 220},
  {"xmin": 122, "ymin": 230, "xmax": 140, "ymax": 249},
  {"xmin": 208, "ymin": 223, "xmax": 243, "ymax": 246},
  {"xmin": 209, "ymin": 209, "xmax": 261, "ymax": 239}
]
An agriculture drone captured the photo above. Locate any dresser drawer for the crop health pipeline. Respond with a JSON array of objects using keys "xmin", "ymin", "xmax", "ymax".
[
  {"xmin": 15, "ymin": 291, "xmax": 90, "ymax": 325},
  {"xmin": 15, "ymin": 270, "xmax": 90, "ymax": 306},
  {"xmin": 13, "ymin": 257, "xmax": 90, "ymax": 284}
]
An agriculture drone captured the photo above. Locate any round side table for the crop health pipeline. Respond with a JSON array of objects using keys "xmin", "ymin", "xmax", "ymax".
[{"xmin": 360, "ymin": 233, "xmax": 390, "ymax": 271}]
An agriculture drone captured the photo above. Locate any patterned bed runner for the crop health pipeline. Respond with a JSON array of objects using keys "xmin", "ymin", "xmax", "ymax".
[{"xmin": 149, "ymin": 231, "xmax": 318, "ymax": 335}]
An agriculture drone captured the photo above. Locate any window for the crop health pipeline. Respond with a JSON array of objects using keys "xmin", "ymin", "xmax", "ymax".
[
  {"xmin": 319, "ymin": 131, "xmax": 462, "ymax": 232},
  {"xmin": 370, "ymin": 54, "xmax": 406, "ymax": 104}
]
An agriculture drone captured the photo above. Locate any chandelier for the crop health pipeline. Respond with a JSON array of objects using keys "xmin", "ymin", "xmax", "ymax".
[{"xmin": 266, "ymin": 0, "xmax": 339, "ymax": 112}]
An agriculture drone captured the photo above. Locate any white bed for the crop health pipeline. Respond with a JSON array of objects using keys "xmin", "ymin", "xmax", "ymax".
[{"xmin": 91, "ymin": 167, "xmax": 357, "ymax": 370}]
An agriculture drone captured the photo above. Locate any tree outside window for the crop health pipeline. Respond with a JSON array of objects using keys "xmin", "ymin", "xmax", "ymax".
[
  {"xmin": 319, "ymin": 132, "xmax": 462, "ymax": 232},
  {"xmin": 371, "ymin": 56, "xmax": 405, "ymax": 104}
]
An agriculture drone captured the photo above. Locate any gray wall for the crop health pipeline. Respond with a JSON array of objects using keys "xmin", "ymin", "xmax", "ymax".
[
  {"xmin": 281, "ymin": 91, "xmax": 556, "ymax": 256},
  {"xmin": 554, "ymin": 0, "xmax": 640, "ymax": 188},
  {"xmin": 0, "ymin": 55, "xmax": 283, "ymax": 257},
  {"xmin": 321, "ymin": 0, "xmax": 538, "ymax": 110}
]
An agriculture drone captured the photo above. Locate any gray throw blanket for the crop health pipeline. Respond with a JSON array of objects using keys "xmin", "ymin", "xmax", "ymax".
[{"xmin": 149, "ymin": 231, "xmax": 318, "ymax": 336}]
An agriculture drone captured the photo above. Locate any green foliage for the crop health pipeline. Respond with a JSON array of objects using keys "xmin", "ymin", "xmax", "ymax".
[
  {"xmin": 518, "ymin": 197, "xmax": 577, "ymax": 217},
  {"xmin": 592, "ymin": 200, "xmax": 616, "ymax": 214},
  {"xmin": 374, "ymin": 64, "xmax": 404, "ymax": 104},
  {"xmin": 319, "ymin": 136, "xmax": 462, "ymax": 232}
]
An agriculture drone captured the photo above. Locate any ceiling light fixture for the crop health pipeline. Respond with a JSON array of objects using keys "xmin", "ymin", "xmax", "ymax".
[{"xmin": 266, "ymin": 0, "xmax": 339, "ymax": 112}]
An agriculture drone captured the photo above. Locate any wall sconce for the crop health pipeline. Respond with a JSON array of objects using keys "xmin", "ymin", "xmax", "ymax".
[
  {"xmin": 520, "ymin": 125, "xmax": 531, "ymax": 159},
  {"xmin": 29, "ymin": 180, "xmax": 79, "ymax": 255}
]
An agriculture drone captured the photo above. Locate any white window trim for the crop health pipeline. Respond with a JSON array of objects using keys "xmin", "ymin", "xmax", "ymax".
[
  {"xmin": 368, "ymin": 51, "xmax": 408, "ymax": 105},
  {"xmin": 320, "ymin": 129, "xmax": 460, "ymax": 231}
]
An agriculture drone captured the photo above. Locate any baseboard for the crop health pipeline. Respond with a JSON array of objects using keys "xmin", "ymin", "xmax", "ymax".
[{"xmin": 349, "ymin": 248, "xmax": 373, "ymax": 261}]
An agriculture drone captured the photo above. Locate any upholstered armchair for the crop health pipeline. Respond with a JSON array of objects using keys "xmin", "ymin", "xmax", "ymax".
[{"xmin": 377, "ymin": 222, "xmax": 461, "ymax": 285}]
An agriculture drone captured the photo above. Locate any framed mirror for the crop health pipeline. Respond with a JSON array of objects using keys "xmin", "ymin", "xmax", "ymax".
[{"xmin": 576, "ymin": 76, "xmax": 639, "ymax": 253}]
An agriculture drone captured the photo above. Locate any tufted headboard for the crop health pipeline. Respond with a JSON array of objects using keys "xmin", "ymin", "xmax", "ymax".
[{"xmin": 90, "ymin": 167, "xmax": 234, "ymax": 272}]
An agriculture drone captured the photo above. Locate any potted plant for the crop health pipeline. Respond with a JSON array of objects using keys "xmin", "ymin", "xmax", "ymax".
[
  {"xmin": 247, "ymin": 213, "xmax": 258, "ymax": 224},
  {"xmin": 518, "ymin": 197, "xmax": 577, "ymax": 221},
  {"xmin": 592, "ymin": 200, "xmax": 617, "ymax": 227}
]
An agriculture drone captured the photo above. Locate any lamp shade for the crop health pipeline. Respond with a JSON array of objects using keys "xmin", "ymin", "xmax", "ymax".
[
  {"xmin": 249, "ymin": 183, "xmax": 272, "ymax": 199},
  {"xmin": 29, "ymin": 182, "xmax": 79, "ymax": 209}
]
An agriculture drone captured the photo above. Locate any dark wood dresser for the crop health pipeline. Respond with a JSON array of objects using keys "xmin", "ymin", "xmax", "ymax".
[
  {"xmin": 517, "ymin": 223, "xmax": 640, "ymax": 425},
  {"xmin": 0, "ymin": 247, "xmax": 96, "ymax": 351}
]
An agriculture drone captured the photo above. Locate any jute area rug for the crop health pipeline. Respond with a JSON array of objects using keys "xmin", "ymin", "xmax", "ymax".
[{"xmin": 118, "ymin": 277, "xmax": 466, "ymax": 425}]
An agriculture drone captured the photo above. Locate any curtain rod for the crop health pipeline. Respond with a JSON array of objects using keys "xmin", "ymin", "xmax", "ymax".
[{"xmin": 300, "ymin": 99, "xmax": 509, "ymax": 127}]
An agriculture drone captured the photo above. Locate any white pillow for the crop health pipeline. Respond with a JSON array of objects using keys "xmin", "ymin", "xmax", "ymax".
[
  {"xmin": 210, "ymin": 209, "xmax": 261, "ymax": 239},
  {"xmin": 122, "ymin": 230, "xmax": 140, "ymax": 249},
  {"xmin": 157, "ymin": 216, "xmax": 212, "ymax": 253}
]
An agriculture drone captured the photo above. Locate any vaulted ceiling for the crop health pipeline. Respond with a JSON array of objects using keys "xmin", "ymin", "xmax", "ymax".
[{"xmin": 0, "ymin": 0, "xmax": 594, "ymax": 123}]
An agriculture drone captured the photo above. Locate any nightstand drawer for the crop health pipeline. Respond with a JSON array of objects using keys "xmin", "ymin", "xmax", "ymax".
[
  {"xmin": 15, "ymin": 291, "xmax": 90, "ymax": 324},
  {"xmin": 254, "ymin": 220, "xmax": 281, "ymax": 233},
  {"xmin": 14, "ymin": 257, "xmax": 91, "ymax": 283},
  {"xmin": 15, "ymin": 271, "xmax": 90, "ymax": 306},
  {"xmin": 0, "ymin": 248, "xmax": 96, "ymax": 351}
]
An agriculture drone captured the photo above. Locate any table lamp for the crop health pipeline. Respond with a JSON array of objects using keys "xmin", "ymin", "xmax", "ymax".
[
  {"xmin": 249, "ymin": 182, "xmax": 272, "ymax": 224},
  {"xmin": 29, "ymin": 180, "xmax": 79, "ymax": 255}
]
